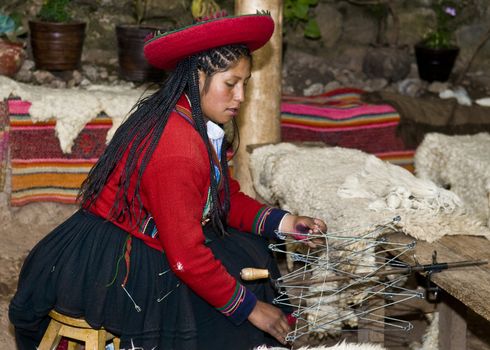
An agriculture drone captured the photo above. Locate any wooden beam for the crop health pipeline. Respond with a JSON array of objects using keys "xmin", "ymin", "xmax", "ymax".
[
  {"xmin": 233, "ymin": 0, "xmax": 283, "ymax": 197},
  {"xmin": 438, "ymin": 292, "xmax": 467, "ymax": 350},
  {"xmin": 384, "ymin": 233, "xmax": 490, "ymax": 321}
]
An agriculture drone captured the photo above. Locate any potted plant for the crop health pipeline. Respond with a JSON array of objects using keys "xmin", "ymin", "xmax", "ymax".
[
  {"xmin": 415, "ymin": 0, "xmax": 461, "ymax": 82},
  {"xmin": 116, "ymin": 0, "xmax": 224, "ymax": 82},
  {"xmin": 283, "ymin": 0, "xmax": 321, "ymax": 40},
  {"xmin": 0, "ymin": 10, "xmax": 27, "ymax": 77},
  {"xmin": 115, "ymin": 0, "xmax": 173, "ymax": 82},
  {"xmin": 29, "ymin": 0, "xmax": 86, "ymax": 71}
]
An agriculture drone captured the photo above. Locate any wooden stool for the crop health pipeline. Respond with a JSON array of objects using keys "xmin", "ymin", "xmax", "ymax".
[{"xmin": 38, "ymin": 310, "xmax": 120, "ymax": 350}]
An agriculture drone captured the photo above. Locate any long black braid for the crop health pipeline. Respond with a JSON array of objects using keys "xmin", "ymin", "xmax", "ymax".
[{"xmin": 78, "ymin": 44, "xmax": 251, "ymax": 236}]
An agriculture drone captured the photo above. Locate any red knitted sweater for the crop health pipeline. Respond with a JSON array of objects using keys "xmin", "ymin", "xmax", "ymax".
[{"xmin": 88, "ymin": 95, "xmax": 287, "ymax": 324}]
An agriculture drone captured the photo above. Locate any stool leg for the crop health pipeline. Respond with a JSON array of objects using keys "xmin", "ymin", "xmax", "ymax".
[
  {"xmin": 38, "ymin": 320, "xmax": 63, "ymax": 350},
  {"xmin": 113, "ymin": 337, "xmax": 121, "ymax": 350},
  {"xmin": 85, "ymin": 329, "xmax": 107, "ymax": 350},
  {"xmin": 67, "ymin": 339, "xmax": 79, "ymax": 350}
]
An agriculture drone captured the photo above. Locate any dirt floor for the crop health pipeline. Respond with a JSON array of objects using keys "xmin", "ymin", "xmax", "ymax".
[
  {"xmin": 0, "ymin": 193, "xmax": 77, "ymax": 349},
  {"xmin": 1, "ymin": 192, "xmax": 490, "ymax": 349}
]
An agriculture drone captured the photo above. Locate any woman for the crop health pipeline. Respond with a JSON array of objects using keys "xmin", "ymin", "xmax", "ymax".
[{"xmin": 9, "ymin": 11, "xmax": 327, "ymax": 350}]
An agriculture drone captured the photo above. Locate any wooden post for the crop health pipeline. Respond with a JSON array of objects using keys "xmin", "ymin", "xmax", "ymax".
[
  {"xmin": 233, "ymin": 0, "xmax": 283, "ymax": 197},
  {"xmin": 438, "ymin": 292, "xmax": 467, "ymax": 350}
]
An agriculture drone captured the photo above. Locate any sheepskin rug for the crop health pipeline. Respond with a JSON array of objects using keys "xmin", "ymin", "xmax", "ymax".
[
  {"xmin": 250, "ymin": 143, "xmax": 490, "ymax": 243},
  {"xmin": 415, "ymin": 132, "xmax": 490, "ymax": 227},
  {"xmin": 0, "ymin": 76, "xmax": 153, "ymax": 153}
]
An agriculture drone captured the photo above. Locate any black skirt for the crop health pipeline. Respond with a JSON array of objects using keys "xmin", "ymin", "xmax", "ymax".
[{"xmin": 9, "ymin": 209, "xmax": 290, "ymax": 350}]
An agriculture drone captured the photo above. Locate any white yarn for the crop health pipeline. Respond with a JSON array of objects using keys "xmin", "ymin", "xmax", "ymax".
[
  {"xmin": 338, "ymin": 154, "xmax": 463, "ymax": 215},
  {"xmin": 0, "ymin": 76, "xmax": 152, "ymax": 153}
]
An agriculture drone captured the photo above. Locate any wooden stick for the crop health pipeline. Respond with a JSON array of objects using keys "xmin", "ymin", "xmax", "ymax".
[{"xmin": 241, "ymin": 260, "xmax": 488, "ymax": 286}]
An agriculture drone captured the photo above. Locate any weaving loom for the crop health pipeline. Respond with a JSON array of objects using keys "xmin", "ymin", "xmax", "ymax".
[
  {"xmin": 249, "ymin": 142, "xmax": 490, "ymax": 343},
  {"xmin": 269, "ymin": 218, "xmax": 422, "ymax": 342}
]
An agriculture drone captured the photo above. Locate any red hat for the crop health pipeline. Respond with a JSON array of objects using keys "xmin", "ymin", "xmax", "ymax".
[{"xmin": 144, "ymin": 11, "xmax": 275, "ymax": 71}]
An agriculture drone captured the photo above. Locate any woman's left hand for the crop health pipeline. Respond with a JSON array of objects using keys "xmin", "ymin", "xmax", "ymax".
[{"xmin": 279, "ymin": 215, "xmax": 327, "ymax": 248}]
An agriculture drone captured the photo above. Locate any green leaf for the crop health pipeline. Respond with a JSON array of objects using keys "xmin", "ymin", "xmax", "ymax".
[
  {"xmin": 300, "ymin": 0, "xmax": 318, "ymax": 5},
  {"xmin": 304, "ymin": 18, "xmax": 321, "ymax": 39},
  {"xmin": 39, "ymin": 0, "xmax": 72, "ymax": 22},
  {"xmin": 293, "ymin": 3, "xmax": 309, "ymax": 20}
]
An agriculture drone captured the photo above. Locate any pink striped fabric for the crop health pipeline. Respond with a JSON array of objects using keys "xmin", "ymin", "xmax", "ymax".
[
  {"xmin": 8, "ymin": 98, "xmax": 111, "ymax": 206},
  {"xmin": 280, "ymin": 88, "xmax": 414, "ymax": 170}
]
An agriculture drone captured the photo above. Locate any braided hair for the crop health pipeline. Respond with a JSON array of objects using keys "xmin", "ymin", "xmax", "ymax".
[{"xmin": 78, "ymin": 44, "xmax": 251, "ymax": 236}]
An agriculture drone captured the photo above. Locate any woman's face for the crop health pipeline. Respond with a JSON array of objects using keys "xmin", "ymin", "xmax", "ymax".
[{"xmin": 199, "ymin": 57, "xmax": 251, "ymax": 124}]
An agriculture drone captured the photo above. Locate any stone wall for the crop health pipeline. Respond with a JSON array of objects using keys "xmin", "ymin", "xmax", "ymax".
[
  {"xmin": 282, "ymin": 0, "xmax": 490, "ymax": 93},
  {"xmin": 5, "ymin": 0, "xmax": 490, "ymax": 92}
]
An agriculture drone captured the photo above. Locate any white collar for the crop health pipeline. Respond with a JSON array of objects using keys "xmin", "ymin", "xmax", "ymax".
[{"xmin": 206, "ymin": 120, "xmax": 225, "ymax": 141}]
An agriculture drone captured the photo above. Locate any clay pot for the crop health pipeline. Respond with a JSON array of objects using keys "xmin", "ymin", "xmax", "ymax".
[
  {"xmin": 0, "ymin": 39, "xmax": 26, "ymax": 77},
  {"xmin": 29, "ymin": 20, "xmax": 86, "ymax": 71},
  {"xmin": 116, "ymin": 24, "xmax": 165, "ymax": 82}
]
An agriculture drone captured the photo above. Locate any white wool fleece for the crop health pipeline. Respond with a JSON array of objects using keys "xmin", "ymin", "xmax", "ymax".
[{"xmin": 0, "ymin": 75, "xmax": 153, "ymax": 153}]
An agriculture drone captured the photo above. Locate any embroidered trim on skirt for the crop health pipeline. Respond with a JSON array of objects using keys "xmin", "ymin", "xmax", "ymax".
[{"xmin": 9, "ymin": 209, "xmax": 289, "ymax": 350}]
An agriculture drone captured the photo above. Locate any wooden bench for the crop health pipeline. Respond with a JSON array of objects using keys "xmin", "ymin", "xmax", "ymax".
[{"xmin": 385, "ymin": 232, "xmax": 490, "ymax": 349}]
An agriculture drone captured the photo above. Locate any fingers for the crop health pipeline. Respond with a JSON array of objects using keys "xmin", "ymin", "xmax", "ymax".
[
  {"xmin": 312, "ymin": 217, "xmax": 327, "ymax": 233},
  {"xmin": 263, "ymin": 307, "xmax": 290, "ymax": 344},
  {"xmin": 298, "ymin": 217, "xmax": 327, "ymax": 248},
  {"xmin": 269, "ymin": 315, "xmax": 290, "ymax": 345},
  {"xmin": 296, "ymin": 217, "xmax": 327, "ymax": 233},
  {"xmin": 286, "ymin": 216, "xmax": 328, "ymax": 247},
  {"xmin": 248, "ymin": 301, "xmax": 291, "ymax": 345}
]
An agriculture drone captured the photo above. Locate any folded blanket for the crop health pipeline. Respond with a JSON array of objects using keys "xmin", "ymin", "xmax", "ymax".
[
  {"xmin": 9, "ymin": 99, "xmax": 111, "ymax": 206},
  {"xmin": 281, "ymin": 88, "xmax": 414, "ymax": 171},
  {"xmin": 6, "ymin": 88, "xmax": 416, "ymax": 206}
]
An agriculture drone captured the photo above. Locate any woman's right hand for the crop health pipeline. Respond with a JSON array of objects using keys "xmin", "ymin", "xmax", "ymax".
[{"xmin": 247, "ymin": 300, "xmax": 290, "ymax": 345}]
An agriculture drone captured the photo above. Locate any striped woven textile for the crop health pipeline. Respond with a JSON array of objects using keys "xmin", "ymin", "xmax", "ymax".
[
  {"xmin": 9, "ymin": 98, "xmax": 111, "ymax": 206},
  {"xmin": 0, "ymin": 100, "xmax": 9, "ymax": 191},
  {"xmin": 6, "ymin": 88, "xmax": 414, "ymax": 206},
  {"xmin": 281, "ymin": 88, "xmax": 414, "ymax": 171}
]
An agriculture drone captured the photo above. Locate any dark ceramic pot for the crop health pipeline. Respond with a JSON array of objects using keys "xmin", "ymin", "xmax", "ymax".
[
  {"xmin": 414, "ymin": 43, "xmax": 459, "ymax": 83},
  {"xmin": 116, "ymin": 24, "xmax": 165, "ymax": 82},
  {"xmin": 29, "ymin": 20, "xmax": 86, "ymax": 71}
]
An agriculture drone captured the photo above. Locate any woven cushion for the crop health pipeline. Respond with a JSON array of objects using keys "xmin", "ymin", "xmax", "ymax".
[
  {"xmin": 281, "ymin": 88, "xmax": 414, "ymax": 171},
  {"xmin": 8, "ymin": 98, "xmax": 111, "ymax": 206}
]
